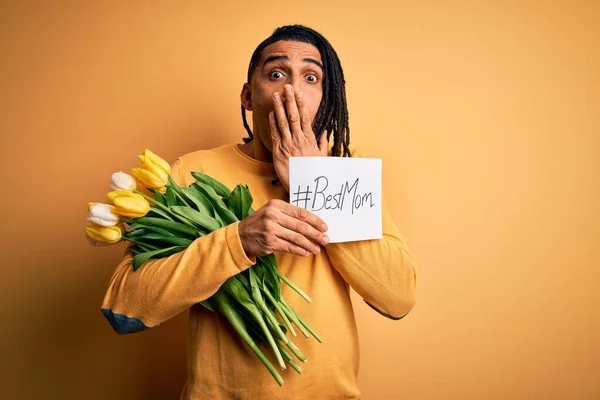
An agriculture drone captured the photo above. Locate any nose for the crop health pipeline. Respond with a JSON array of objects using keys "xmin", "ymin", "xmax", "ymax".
[{"xmin": 289, "ymin": 73, "xmax": 303, "ymax": 92}]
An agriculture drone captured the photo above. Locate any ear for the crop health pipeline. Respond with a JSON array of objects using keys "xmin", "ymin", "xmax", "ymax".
[{"xmin": 240, "ymin": 83, "xmax": 253, "ymax": 111}]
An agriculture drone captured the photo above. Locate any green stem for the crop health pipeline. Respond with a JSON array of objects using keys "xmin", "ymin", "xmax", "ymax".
[
  {"xmin": 172, "ymin": 190, "xmax": 191, "ymax": 208},
  {"xmin": 213, "ymin": 290, "xmax": 284, "ymax": 386},
  {"xmin": 281, "ymin": 297, "xmax": 322, "ymax": 343},
  {"xmin": 276, "ymin": 341, "xmax": 302, "ymax": 374},
  {"xmin": 282, "ymin": 336, "xmax": 306, "ymax": 363},
  {"xmin": 133, "ymin": 190, "xmax": 196, "ymax": 228},
  {"xmin": 122, "ymin": 236, "xmax": 160, "ymax": 251},
  {"xmin": 279, "ymin": 299, "xmax": 309, "ymax": 338},
  {"xmin": 276, "ymin": 269, "xmax": 312, "ymax": 303},
  {"xmin": 262, "ymin": 286, "xmax": 296, "ymax": 336}
]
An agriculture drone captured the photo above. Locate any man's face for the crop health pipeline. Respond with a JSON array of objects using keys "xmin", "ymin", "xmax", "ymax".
[{"xmin": 241, "ymin": 40, "xmax": 324, "ymax": 152}]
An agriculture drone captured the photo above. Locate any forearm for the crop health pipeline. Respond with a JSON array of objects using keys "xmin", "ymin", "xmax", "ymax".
[
  {"xmin": 325, "ymin": 202, "xmax": 417, "ymax": 319},
  {"xmin": 101, "ymin": 222, "xmax": 256, "ymax": 334}
]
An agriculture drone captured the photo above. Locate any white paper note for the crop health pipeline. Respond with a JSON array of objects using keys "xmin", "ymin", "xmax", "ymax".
[{"xmin": 289, "ymin": 157, "xmax": 382, "ymax": 243}]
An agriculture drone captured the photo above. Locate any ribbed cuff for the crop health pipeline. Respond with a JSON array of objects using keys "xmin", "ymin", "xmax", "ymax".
[{"xmin": 225, "ymin": 221, "xmax": 256, "ymax": 270}]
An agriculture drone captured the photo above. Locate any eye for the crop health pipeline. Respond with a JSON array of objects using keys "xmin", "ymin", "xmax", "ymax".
[
  {"xmin": 306, "ymin": 74, "xmax": 318, "ymax": 83},
  {"xmin": 269, "ymin": 71, "xmax": 284, "ymax": 80}
]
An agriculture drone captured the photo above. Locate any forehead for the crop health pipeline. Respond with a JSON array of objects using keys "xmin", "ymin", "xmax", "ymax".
[{"xmin": 260, "ymin": 40, "xmax": 322, "ymax": 63}]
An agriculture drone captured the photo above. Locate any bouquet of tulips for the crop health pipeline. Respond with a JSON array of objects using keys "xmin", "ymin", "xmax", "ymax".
[{"xmin": 85, "ymin": 149, "xmax": 322, "ymax": 386}]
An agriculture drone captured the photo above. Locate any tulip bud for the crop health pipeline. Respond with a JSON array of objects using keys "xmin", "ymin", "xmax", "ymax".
[
  {"xmin": 84, "ymin": 225, "xmax": 122, "ymax": 245},
  {"xmin": 106, "ymin": 190, "xmax": 143, "ymax": 202},
  {"xmin": 131, "ymin": 167, "xmax": 167, "ymax": 190},
  {"xmin": 112, "ymin": 194, "xmax": 150, "ymax": 218},
  {"xmin": 138, "ymin": 155, "xmax": 168, "ymax": 181},
  {"xmin": 109, "ymin": 171, "xmax": 137, "ymax": 191},
  {"xmin": 88, "ymin": 203, "xmax": 120, "ymax": 226},
  {"xmin": 144, "ymin": 149, "xmax": 171, "ymax": 174}
]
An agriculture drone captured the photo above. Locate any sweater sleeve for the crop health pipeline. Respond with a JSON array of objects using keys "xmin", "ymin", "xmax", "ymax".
[
  {"xmin": 100, "ymin": 158, "xmax": 256, "ymax": 334},
  {"xmin": 323, "ymin": 150, "xmax": 417, "ymax": 320}
]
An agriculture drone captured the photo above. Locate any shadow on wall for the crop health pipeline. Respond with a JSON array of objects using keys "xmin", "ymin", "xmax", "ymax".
[{"xmin": 17, "ymin": 119, "xmax": 238, "ymax": 399}]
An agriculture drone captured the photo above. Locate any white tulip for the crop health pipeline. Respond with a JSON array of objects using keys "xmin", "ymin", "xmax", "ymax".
[
  {"xmin": 88, "ymin": 203, "xmax": 120, "ymax": 226},
  {"xmin": 109, "ymin": 171, "xmax": 137, "ymax": 191}
]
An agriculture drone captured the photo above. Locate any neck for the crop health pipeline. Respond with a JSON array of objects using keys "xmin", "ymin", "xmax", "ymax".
[{"xmin": 239, "ymin": 137, "xmax": 272, "ymax": 163}]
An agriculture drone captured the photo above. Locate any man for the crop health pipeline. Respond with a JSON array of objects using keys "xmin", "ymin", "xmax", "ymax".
[{"xmin": 101, "ymin": 25, "xmax": 417, "ymax": 400}]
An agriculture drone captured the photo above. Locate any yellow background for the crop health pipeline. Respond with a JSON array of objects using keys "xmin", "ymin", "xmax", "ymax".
[{"xmin": 1, "ymin": 1, "xmax": 598, "ymax": 399}]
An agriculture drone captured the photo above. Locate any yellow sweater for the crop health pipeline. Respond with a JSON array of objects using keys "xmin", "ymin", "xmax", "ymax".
[{"xmin": 101, "ymin": 143, "xmax": 417, "ymax": 400}]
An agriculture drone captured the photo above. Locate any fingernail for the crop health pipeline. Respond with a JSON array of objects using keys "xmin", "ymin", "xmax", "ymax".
[
  {"xmin": 314, "ymin": 246, "xmax": 321, "ymax": 253},
  {"xmin": 321, "ymin": 223, "xmax": 328, "ymax": 231},
  {"xmin": 322, "ymin": 236, "xmax": 330, "ymax": 245},
  {"xmin": 273, "ymin": 93, "xmax": 280, "ymax": 101}
]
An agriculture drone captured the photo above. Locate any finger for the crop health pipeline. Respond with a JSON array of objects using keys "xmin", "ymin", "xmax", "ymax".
[
  {"xmin": 283, "ymin": 85, "xmax": 303, "ymax": 140},
  {"xmin": 275, "ymin": 226, "xmax": 322, "ymax": 255},
  {"xmin": 269, "ymin": 199, "xmax": 328, "ymax": 233},
  {"xmin": 273, "ymin": 92, "xmax": 292, "ymax": 143},
  {"xmin": 295, "ymin": 88, "xmax": 312, "ymax": 136},
  {"xmin": 318, "ymin": 129, "xmax": 328, "ymax": 154},
  {"xmin": 269, "ymin": 111, "xmax": 281, "ymax": 145},
  {"xmin": 278, "ymin": 212, "xmax": 330, "ymax": 248}
]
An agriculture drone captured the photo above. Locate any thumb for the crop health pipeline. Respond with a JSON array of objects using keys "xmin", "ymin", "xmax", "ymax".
[{"xmin": 318, "ymin": 130, "xmax": 329, "ymax": 154}]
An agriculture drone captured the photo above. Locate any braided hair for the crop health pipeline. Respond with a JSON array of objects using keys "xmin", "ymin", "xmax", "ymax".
[{"xmin": 241, "ymin": 25, "xmax": 351, "ymax": 164}]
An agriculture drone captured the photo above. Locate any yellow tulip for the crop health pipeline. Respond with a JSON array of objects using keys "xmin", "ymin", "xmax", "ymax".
[
  {"xmin": 138, "ymin": 155, "xmax": 168, "ymax": 181},
  {"xmin": 84, "ymin": 225, "xmax": 122, "ymax": 245},
  {"xmin": 106, "ymin": 190, "xmax": 149, "ymax": 218},
  {"xmin": 106, "ymin": 190, "xmax": 143, "ymax": 202},
  {"xmin": 144, "ymin": 149, "xmax": 171, "ymax": 174},
  {"xmin": 131, "ymin": 167, "xmax": 167, "ymax": 190}
]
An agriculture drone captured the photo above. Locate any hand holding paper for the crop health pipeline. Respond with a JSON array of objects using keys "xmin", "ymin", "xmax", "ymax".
[{"xmin": 289, "ymin": 157, "xmax": 383, "ymax": 243}]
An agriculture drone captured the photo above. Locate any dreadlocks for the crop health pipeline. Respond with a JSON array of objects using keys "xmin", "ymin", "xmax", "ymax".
[{"xmin": 241, "ymin": 25, "xmax": 351, "ymax": 159}]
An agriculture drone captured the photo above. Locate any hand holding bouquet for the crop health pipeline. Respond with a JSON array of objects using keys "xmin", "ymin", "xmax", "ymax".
[{"xmin": 85, "ymin": 150, "xmax": 322, "ymax": 386}]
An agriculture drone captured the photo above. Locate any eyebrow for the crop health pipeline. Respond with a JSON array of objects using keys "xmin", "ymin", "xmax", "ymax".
[{"xmin": 263, "ymin": 55, "xmax": 324, "ymax": 70}]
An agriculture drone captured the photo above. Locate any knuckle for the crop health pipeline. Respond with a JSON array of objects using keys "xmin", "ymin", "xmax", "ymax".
[
  {"xmin": 267, "ymin": 199, "xmax": 281, "ymax": 210},
  {"xmin": 263, "ymin": 218, "xmax": 273, "ymax": 231},
  {"xmin": 298, "ymin": 208, "xmax": 308, "ymax": 220},
  {"xmin": 301, "ymin": 115, "xmax": 311, "ymax": 125},
  {"xmin": 264, "ymin": 207, "xmax": 276, "ymax": 220},
  {"xmin": 264, "ymin": 235, "xmax": 275, "ymax": 247},
  {"xmin": 289, "ymin": 113, "xmax": 299, "ymax": 123},
  {"xmin": 313, "ymin": 230, "xmax": 323, "ymax": 242}
]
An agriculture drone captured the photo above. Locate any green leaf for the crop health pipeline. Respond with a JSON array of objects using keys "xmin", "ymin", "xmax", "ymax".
[
  {"xmin": 171, "ymin": 206, "xmax": 222, "ymax": 232},
  {"xmin": 167, "ymin": 176, "xmax": 192, "ymax": 207},
  {"xmin": 213, "ymin": 204, "xmax": 239, "ymax": 225},
  {"xmin": 190, "ymin": 171, "xmax": 232, "ymax": 198},
  {"xmin": 128, "ymin": 222, "xmax": 178, "ymax": 237},
  {"xmin": 133, "ymin": 246, "xmax": 185, "ymax": 271},
  {"xmin": 165, "ymin": 185, "xmax": 179, "ymax": 207},
  {"xmin": 258, "ymin": 256, "xmax": 281, "ymax": 298},
  {"xmin": 147, "ymin": 206, "xmax": 175, "ymax": 221},
  {"xmin": 128, "ymin": 245, "xmax": 144, "ymax": 256},
  {"xmin": 235, "ymin": 273, "xmax": 251, "ymax": 291},
  {"xmin": 200, "ymin": 299, "xmax": 216, "ymax": 312},
  {"xmin": 181, "ymin": 186, "xmax": 215, "ymax": 216},
  {"xmin": 191, "ymin": 182, "xmax": 227, "ymax": 210},
  {"xmin": 228, "ymin": 184, "xmax": 253, "ymax": 220},
  {"xmin": 136, "ymin": 217, "xmax": 199, "ymax": 237},
  {"xmin": 127, "ymin": 228, "xmax": 148, "ymax": 237},
  {"xmin": 136, "ymin": 243, "xmax": 154, "ymax": 252},
  {"xmin": 135, "ymin": 232, "xmax": 193, "ymax": 247},
  {"xmin": 152, "ymin": 189, "xmax": 167, "ymax": 206}
]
